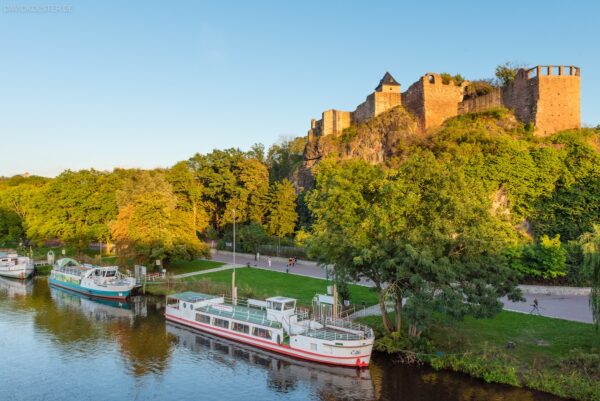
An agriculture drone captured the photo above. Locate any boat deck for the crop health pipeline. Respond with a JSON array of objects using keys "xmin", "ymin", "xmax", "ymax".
[{"xmin": 198, "ymin": 303, "xmax": 282, "ymax": 329}]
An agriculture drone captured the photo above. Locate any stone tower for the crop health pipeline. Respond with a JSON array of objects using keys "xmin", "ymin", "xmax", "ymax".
[
  {"xmin": 353, "ymin": 72, "xmax": 402, "ymax": 124},
  {"xmin": 402, "ymin": 73, "xmax": 468, "ymax": 132},
  {"xmin": 503, "ymin": 65, "xmax": 580, "ymax": 135}
]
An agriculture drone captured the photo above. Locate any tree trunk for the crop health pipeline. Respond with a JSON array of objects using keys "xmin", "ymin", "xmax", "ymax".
[
  {"xmin": 377, "ymin": 290, "xmax": 393, "ymax": 334},
  {"xmin": 394, "ymin": 292, "xmax": 403, "ymax": 333}
]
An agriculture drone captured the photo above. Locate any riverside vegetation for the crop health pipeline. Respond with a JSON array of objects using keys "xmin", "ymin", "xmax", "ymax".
[{"xmin": 1, "ymin": 101, "xmax": 600, "ymax": 398}]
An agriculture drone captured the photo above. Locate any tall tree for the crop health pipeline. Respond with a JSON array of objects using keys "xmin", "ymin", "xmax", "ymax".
[
  {"xmin": 308, "ymin": 154, "xmax": 522, "ymax": 336},
  {"xmin": 111, "ymin": 170, "xmax": 207, "ymax": 263},
  {"xmin": 266, "ymin": 179, "xmax": 298, "ymax": 238}
]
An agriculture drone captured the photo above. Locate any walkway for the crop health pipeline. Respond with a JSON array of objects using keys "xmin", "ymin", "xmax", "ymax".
[
  {"xmin": 207, "ymin": 250, "xmax": 594, "ymax": 324},
  {"xmin": 172, "ymin": 264, "xmax": 240, "ymax": 279}
]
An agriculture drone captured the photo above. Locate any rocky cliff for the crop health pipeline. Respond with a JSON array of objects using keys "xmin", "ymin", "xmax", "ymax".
[{"xmin": 296, "ymin": 106, "xmax": 419, "ymax": 189}]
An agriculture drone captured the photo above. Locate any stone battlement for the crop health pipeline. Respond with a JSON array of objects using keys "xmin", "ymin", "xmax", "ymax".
[{"xmin": 308, "ymin": 65, "xmax": 581, "ymax": 139}]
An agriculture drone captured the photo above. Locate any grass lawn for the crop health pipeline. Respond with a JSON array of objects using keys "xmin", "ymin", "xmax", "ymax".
[
  {"xmin": 432, "ymin": 311, "xmax": 600, "ymax": 363},
  {"xmin": 166, "ymin": 259, "xmax": 225, "ymax": 275},
  {"xmin": 149, "ymin": 267, "xmax": 378, "ymax": 307},
  {"xmin": 358, "ymin": 311, "xmax": 600, "ymax": 400}
]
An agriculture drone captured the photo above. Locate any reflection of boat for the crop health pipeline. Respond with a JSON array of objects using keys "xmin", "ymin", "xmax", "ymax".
[
  {"xmin": 50, "ymin": 285, "xmax": 147, "ymax": 324},
  {"xmin": 49, "ymin": 258, "xmax": 138, "ymax": 300},
  {"xmin": 0, "ymin": 252, "xmax": 34, "ymax": 279},
  {"xmin": 167, "ymin": 322, "xmax": 375, "ymax": 400},
  {"xmin": 165, "ymin": 292, "xmax": 374, "ymax": 367},
  {"xmin": 0, "ymin": 275, "xmax": 34, "ymax": 297}
]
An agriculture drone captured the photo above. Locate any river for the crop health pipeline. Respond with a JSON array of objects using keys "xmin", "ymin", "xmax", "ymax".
[{"xmin": 0, "ymin": 277, "xmax": 564, "ymax": 401}]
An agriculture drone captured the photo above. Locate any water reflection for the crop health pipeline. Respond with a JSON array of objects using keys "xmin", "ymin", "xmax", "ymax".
[
  {"xmin": 167, "ymin": 322, "xmax": 375, "ymax": 400},
  {"xmin": 0, "ymin": 279, "xmax": 568, "ymax": 401},
  {"xmin": 0, "ymin": 276, "xmax": 33, "ymax": 298}
]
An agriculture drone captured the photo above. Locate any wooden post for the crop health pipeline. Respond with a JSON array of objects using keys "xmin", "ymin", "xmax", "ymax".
[
  {"xmin": 232, "ymin": 269, "xmax": 236, "ymax": 305},
  {"xmin": 333, "ymin": 284, "xmax": 338, "ymax": 319}
]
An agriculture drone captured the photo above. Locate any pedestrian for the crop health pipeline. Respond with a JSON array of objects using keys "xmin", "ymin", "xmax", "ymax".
[
  {"xmin": 292, "ymin": 257, "xmax": 297, "ymax": 267},
  {"xmin": 530, "ymin": 297, "xmax": 540, "ymax": 315},
  {"xmin": 268, "ymin": 257, "xmax": 271, "ymax": 268}
]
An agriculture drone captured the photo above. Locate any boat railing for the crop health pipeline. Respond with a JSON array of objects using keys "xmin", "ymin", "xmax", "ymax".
[{"xmin": 322, "ymin": 317, "xmax": 374, "ymax": 339}]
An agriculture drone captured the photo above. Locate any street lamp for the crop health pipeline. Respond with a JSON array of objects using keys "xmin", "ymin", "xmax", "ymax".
[{"xmin": 232, "ymin": 208, "xmax": 237, "ymax": 305}]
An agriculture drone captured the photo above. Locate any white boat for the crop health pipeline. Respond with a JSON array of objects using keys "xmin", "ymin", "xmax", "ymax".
[
  {"xmin": 166, "ymin": 322, "xmax": 375, "ymax": 399},
  {"xmin": 0, "ymin": 253, "xmax": 34, "ymax": 279},
  {"xmin": 49, "ymin": 258, "xmax": 138, "ymax": 300},
  {"xmin": 165, "ymin": 291, "xmax": 374, "ymax": 367}
]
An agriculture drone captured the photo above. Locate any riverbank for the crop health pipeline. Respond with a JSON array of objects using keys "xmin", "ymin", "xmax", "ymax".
[
  {"xmin": 357, "ymin": 312, "xmax": 600, "ymax": 401},
  {"xmin": 143, "ymin": 267, "xmax": 379, "ymax": 307}
]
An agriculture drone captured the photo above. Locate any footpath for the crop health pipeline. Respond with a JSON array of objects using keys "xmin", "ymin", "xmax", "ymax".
[{"xmin": 207, "ymin": 250, "xmax": 594, "ymax": 324}]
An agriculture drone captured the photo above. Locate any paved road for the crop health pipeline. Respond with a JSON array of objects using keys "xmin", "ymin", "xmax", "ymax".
[{"xmin": 208, "ymin": 251, "xmax": 594, "ymax": 324}]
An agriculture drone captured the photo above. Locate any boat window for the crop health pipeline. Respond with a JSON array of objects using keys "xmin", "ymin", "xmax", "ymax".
[
  {"xmin": 106, "ymin": 271, "xmax": 116, "ymax": 277},
  {"xmin": 271, "ymin": 302, "xmax": 283, "ymax": 311},
  {"xmin": 232, "ymin": 322, "xmax": 250, "ymax": 334},
  {"xmin": 195, "ymin": 313, "xmax": 211, "ymax": 324},
  {"xmin": 189, "ymin": 304, "xmax": 194, "ymax": 310},
  {"xmin": 183, "ymin": 302, "xmax": 187, "ymax": 309},
  {"xmin": 213, "ymin": 318, "xmax": 229, "ymax": 329},
  {"xmin": 284, "ymin": 301, "xmax": 295, "ymax": 310},
  {"xmin": 252, "ymin": 327, "xmax": 272, "ymax": 339}
]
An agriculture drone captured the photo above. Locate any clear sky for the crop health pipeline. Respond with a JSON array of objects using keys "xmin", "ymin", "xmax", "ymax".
[{"xmin": 1, "ymin": 0, "xmax": 598, "ymax": 177}]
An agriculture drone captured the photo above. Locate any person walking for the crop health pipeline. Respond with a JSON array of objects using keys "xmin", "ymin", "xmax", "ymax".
[
  {"xmin": 530, "ymin": 298, "xmax": 541, "ymax": 315},
  {"xmin": 267, "ymin": 257, "xmax": 271, "ymax": 268}
]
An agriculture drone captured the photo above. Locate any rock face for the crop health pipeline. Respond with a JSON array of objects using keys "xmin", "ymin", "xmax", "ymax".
[{"xmin": 296, "ymin": 106, "xmax": 419, "ymax": 189}]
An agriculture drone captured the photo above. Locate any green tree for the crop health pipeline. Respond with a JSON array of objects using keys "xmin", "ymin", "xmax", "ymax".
[
  {"xmin": 267, "ymin": 136, "xmax": 306, "ymax": 182},
  {"xmin": 308, "ymin": 155, "xmax": 522, "ymax": 336},
  {"xmin": 266, "ymin": 179, "xmax": 298, "ymax": 238},
  {"xmin": 495, "ymin": 62, "xmax": 522, "ymax": 86},
  {"xmin": 509, "ymin": 235, "xmax": 568, "ymax": 280},
  {"xmin": 189, "ymin": 149, "xmax": 269, "ymax": 229},
  {"xmin": 111, "ymin": 170, "xmax": 207, "ymax": 263},
  {"xmin": 579, "ymin": 225, "xmax": 600, "ymax": 330},
  {"xmin": 237, "ymin": 222, "xmax": 268, "ymax": 256},
  {"xmin": 26, "ymin": 170, "xmax": 118, "ymax": 255},
  {"xmin": 167, "ymin": 161, "xmax": 209, "ymax": 234}
]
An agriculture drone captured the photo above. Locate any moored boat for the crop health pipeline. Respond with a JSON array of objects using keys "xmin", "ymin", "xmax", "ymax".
[
  {"xmin": 165, "ymin": 291, "xmax": 374, "ymax": 367},
  {"xmin": 49, "ymin": 258, "xmax": 138, "ymax": 300},
  {"xmin": 0, "ymin": 252, "xmax": 34, "ymax": 279}
]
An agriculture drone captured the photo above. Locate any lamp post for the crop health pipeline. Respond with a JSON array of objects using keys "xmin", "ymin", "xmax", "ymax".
[{"xmin": 232, "ymin": 208, "xmax": 237, "ymax": 305}]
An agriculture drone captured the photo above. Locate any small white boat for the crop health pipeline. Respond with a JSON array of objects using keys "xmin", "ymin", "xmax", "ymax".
[
  {"xmin": 49, "ymin": 258, "xmax": 138, "ymax": 300},
  {"xmin": 165, "ymin": 292, "xmax": 374, "ymax": 367},
  {"xmin": 0, "ymin": 253, "xmax": 34, "ymax": 279}
]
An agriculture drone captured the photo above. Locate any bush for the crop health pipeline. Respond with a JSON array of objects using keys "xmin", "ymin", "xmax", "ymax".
[{"xmin": 509, "ymin": 235, "xmax": 568, "ymax": 280}]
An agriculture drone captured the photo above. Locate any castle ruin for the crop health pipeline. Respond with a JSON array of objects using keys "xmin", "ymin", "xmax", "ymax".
[{"xmin": 307, "ymin": 65, "xmax": 580, "ymax": 139}]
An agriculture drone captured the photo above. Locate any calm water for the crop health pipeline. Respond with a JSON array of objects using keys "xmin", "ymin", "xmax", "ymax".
[{"xmin": 0, "ymin": 277, "xmax": 564, "ymax": 401}]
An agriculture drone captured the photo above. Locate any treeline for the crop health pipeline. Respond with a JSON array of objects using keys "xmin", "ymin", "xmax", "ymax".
[{"xmin": 0, "ymin": 138, "xmax": 306, "ymax": 263}]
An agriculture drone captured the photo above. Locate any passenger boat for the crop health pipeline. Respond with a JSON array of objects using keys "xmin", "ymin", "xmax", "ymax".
[
  {"xmin": 0, "ymin": 252, "xmax": 34, "ymax": 279},
  {"xmin": 49, "ymin": 258, "xmax": 138, "ymax": 300},
  {"xmin": 165, "ymin": 291, "xmax": 374, "ymax": 367},
  {"xmin": 166, "ymin": 322, "xmax": 375, "ymax": 399}
]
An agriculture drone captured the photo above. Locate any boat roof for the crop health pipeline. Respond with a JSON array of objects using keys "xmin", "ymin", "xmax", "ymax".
[
  {"xmin": 266, "ymin": 296, "xmax": 296, "ymax": 303},
  {"xmin": 168, "ymin": 291, "xmax": 220, "ymax": 303}
]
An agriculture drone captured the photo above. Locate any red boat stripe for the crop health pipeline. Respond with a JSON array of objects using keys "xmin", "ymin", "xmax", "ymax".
[{"xmin": 165, "ymin": 313, "xmax": 371, "ymax": 361}]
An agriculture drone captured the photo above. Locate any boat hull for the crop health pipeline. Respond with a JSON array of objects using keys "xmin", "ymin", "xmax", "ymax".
[
  {"xmin": 0, "ymin": 267, "xmax": 34, "ymax": 280},
  {"xmin": 49, "ymin": 277, "xmax": 132, "ymax": 300},
  {"xmin": 165, "ymin": 313, "xmax": 372, "ymax": 367}
]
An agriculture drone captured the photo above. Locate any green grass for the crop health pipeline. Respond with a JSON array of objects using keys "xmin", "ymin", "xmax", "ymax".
[
  {"xmin": 433, "ymin": 311, "xmax": 600, "ymax": 362},
  {"xmin": 185, "ymin": 268, "xmax": 378, "ymax": 306},
  {"xmin": 166, "ymin": 259, "xmax": 225, "ymax": 275},
  {"xmin": 358, "ymin": 311, "xmax": 600, "ymax": 401}
]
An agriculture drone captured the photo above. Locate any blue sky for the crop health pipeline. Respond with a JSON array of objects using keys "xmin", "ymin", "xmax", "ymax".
[{"xmin": 0, "ymin": 0, "xmax": 598, "ymax": 177}]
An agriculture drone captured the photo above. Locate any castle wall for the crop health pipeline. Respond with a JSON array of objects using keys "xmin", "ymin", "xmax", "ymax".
[
  {"xmin": 503, "ymin": 66, "xmax": 580, "ymax": 135},
  {"xmin": 373, "ymin": 91, "xmax": 402, "ymax": 117},
  {"xmin": 321, "ymin": 109, "xmax": 351, "ymax": 137},
  {"xmin": 458, "ymin": 87, "xmax": 502, "ymax": 114},
  {"xmin": 403, "ymin": 74, "xmax": 466, "ymax": 131},
  {"xmin": 353, "ymin": 94, "xmax": 375, "ymax": 124},
  {"xmin": 535, "ymin": 66, "xmax": 580, "ymax": 135}
]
